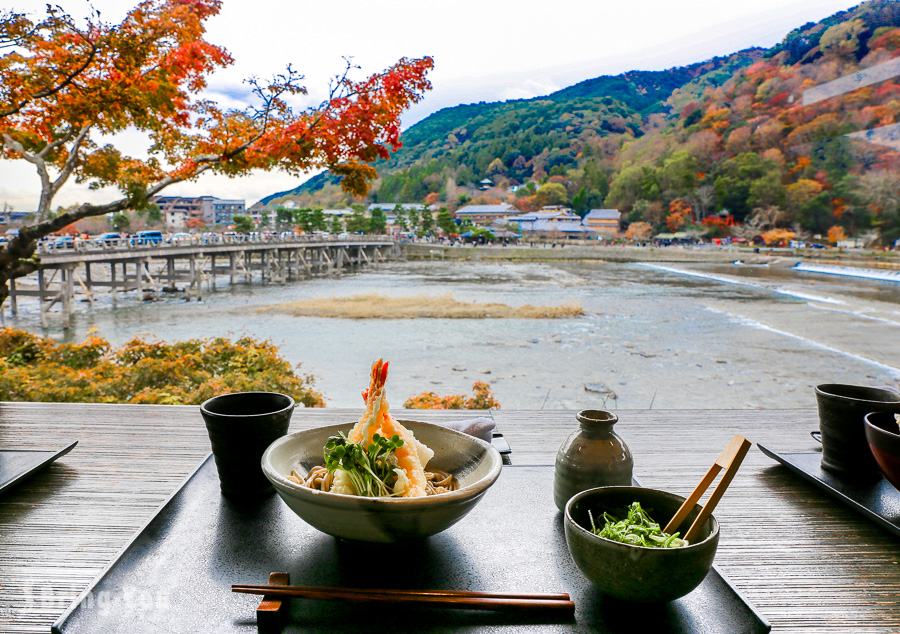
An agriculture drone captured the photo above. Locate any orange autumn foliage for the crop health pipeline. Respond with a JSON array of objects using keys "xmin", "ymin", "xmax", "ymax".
[
  {"xmin": 0, "ymin": 328, "xmax": 324, "ymax": 407},
  {"xmin": 827, "ymin": 225, "xmax": 848, "ymax": 243},
  {"xmin": 403, "ymin": 382, "xmax": 501, "ymax": 410},
  {"xmin": 761, "ymin": 228, "xmax": 797, "ymax": 245},
  {"xmin": 0, "ymin": 1, "xmax": 432, "ymax": 308},
  {"xmin": 666, "ymin": 211, "xmax": 686, "ymax": 232},
  {"xmin": 624, "ymin": 221, "xmax": 653, "ymax": 241}
]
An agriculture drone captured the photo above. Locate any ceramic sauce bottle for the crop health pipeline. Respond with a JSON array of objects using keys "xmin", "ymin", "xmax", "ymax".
[{"xmin": 554, "ymin": 409, "xmax": 633, "ymax": 512}]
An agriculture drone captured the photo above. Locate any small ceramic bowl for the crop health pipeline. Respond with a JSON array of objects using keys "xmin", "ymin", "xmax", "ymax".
[
  {"xmin": 815, "ymin": 384, "xmax": 900, "ymax": 479},
  {"xmin": 564, "ymin": 486, "xmax": 719, "ymax": 603},
  {"xmin": 262, "ymin": 420, "xmax": 502, "ymax": 542},
  {"xmin": 864, "ymin": 410, "xmax": 900, "ymax": 490}
]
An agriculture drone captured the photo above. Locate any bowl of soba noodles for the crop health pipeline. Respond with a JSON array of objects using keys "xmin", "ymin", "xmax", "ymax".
[{"xmin": 262, "ymin": 419, "xmax": 503, "ymax": 542}]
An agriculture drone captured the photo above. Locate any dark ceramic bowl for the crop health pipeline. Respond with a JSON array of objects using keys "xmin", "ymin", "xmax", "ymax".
[
  {"xmin": 864, "ymin": 410, "xmax": 900, "ymax": 490},
  {"xmin": 564, "ymin": 486, "xmax": 719, "ymax": 603},
  {"xmin": 815, "ymin": 384, "xmax": 900, "ymax": 480}
]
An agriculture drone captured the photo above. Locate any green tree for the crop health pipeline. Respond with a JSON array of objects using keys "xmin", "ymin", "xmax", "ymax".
[
  {"xmin": 394, "ymin": 207, "xmax": 408, "ymax": 231},
  {"xmin": 295, "ymin": 208, "xmax": 313, "ymax": 232},
  {"xmin": 274, "ymin": 207, "xmax": 294, "ymax": 230},
  {"xmin": 329, "ymin": 215, "xmax": 343, "ymax": 233},
  {"xmin": 437, "ymin": 207, "xmax": 457, "ymax": 235},
  {"xmin": 534, "ymin": 182, "xmax": 568, "ymax": 208},
  {"xmin": 712, "ymin": 153, "xmax": 783, "ymax": 222},
  {"xmin": 819, "ymin": 19, "xmax": 865, "ymax": 59},
  {"xmin": 572, "ymin": 187, "xmax": 588, "ymax": 214},
  {"xmin": 659, "ymin": 151, "xmax": 699, "ymax": 199},
  {"xmin": 232, "ymin": 215, "xmax": 253, "ymax": 232},
  {"xmin": 470, "ymin": 227, "xmax": 496, "ymax": 242},
  {"xmin": 111, "ymin": 213, "xmax": 131, "ymax": 233},
  {"xmin": 311, "ymin": 209, "xmax": 326, "ymax": 231},
  {"xmin": 749, "ymin": 171, "xmax": 784, "ymax": 209},
  {"xmin": 796, "ymin": 191, "xmax": 834, "ymax": 234},
  {"xmin": 407, "ymin": 208, "xmax": 421, "ymax": 233},
  {"xmin": 369, "ymin": 207, "xmax": 387, "ymax": 234},
  {"xmin": 144, "ymin": 205, "xmax": 163, "ymax": 224},
  {"xmin": 606, "ymin": 165, "xmax": 660, "ymax": 211},
  {"xmin": 420, "ymin": 208, "xmax": 435, "ymax": 235},
  {"xmin": 515, "ymin": 182, "xmax": 536, "ymax": 199},
  {"xmin": 345, "ymin": 205, "xmax": 368, "ymax": 233}
]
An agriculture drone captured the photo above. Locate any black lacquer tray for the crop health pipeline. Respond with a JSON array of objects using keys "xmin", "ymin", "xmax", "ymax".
[
  {"xmin": 759, "ymin": 443, "xmax": 900, "ymax": 538},
  {"xmin": 0, "ymin": 441, "xmax": 77, "ymax": 496},
  {"xmin": 53, "ymin": 459, "xmax": 770, "ymax": 633}
]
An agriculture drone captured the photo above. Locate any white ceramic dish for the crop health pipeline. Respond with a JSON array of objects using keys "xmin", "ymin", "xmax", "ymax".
[{"xmin": 262, "ymin": 420, "xmax": 503, "ymax": 542}]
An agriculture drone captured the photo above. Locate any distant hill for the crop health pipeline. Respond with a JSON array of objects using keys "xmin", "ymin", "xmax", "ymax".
[
  {"xmin": 262, "ymin": 1, "xmax": 900, "ymax": 244},
  {"xmin": 259, "ymin": 52, "xmax": 760, "ymax": 206}
]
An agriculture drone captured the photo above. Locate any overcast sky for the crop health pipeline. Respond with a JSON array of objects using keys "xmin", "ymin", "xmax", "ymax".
[{"xmin": 2, "ymin": 0, "xmax": 861, "ymax": 210}]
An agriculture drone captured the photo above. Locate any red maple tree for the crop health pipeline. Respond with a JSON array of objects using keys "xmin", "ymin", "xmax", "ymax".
[{"xmin": 0, "ymin": 0, "xmax": 432, "ymax": 307}]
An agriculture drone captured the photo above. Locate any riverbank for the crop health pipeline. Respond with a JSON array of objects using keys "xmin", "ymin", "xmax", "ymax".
[{"xmin": 404, "ymin": 242, "xmax": 899, "ymax": 268}]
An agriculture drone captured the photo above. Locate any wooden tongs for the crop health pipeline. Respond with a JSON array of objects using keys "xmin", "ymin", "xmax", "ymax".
[{"xmin": 663, "ymin": 434, "xmax": 751, "ymax": 544}]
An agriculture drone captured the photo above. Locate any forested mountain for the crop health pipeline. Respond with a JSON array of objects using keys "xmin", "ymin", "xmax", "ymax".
[{"xmin": 264, "ymin": 0, "xmax": 900, "ymax": 244}]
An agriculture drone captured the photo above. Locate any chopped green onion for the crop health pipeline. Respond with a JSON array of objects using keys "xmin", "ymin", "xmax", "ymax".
[{"xmin": 588, "ymin": 501, "xmax": 688, "ymax": 548}]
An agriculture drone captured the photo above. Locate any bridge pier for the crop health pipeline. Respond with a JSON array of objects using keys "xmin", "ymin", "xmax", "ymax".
[{"xmin": 9, "ymin": 237, "xmax": 399, "ymax": 326}]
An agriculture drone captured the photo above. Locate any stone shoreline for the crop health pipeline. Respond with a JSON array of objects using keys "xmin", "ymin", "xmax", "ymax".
[
  {"xmin": 404, "ymin": 242, "xmax": 899, "ymax": 268},
  {"xmin": 405, "ymin": 243, "xmax": 782, "ymax": 265}
]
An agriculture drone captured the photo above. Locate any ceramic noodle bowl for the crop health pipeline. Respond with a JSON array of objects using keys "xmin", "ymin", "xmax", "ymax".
[
  {"xmin": 261, "ymin": 420, "xmax": 502, "ymax": 542},
  {"xmin": 815, "ymin": 384, "xmax": 900, "ymax": 481}
]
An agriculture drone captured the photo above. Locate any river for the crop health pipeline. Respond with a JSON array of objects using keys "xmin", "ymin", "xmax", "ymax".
[{"xmin": 4, "ymin": 259, "xmax": 900, "ymax": 409}]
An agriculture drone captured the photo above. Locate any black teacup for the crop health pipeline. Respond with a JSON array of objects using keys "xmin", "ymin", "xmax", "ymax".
[
  {"xmin": 815, "ymin": 384, "xmax": 900, "ymax": 481},
  {"xmin": 200, "ymin": 392, "xmax": 294, "ymax": 499}
]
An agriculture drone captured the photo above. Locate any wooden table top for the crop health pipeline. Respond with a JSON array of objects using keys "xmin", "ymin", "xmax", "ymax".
[{"xmin": 0, "ymin": 402, "xmax": 897, "ymax": 633}]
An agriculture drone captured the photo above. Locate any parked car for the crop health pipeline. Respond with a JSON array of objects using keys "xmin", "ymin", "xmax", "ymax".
[
  {"xmin": 94, "ymin": 231, "xmax": 122, "ymax": 246},
  {"xmin": 50, "ymin": 236, "xmax": 76, "ymax": 250},
  {"xmin": 130, "ymin": 230, "xmax": 163, "ymax": 246},
  {"xmin": 167, "ymin": 232, "xmax": 193, "ymax": 244}
]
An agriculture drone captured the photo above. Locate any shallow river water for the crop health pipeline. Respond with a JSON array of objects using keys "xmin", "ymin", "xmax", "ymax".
[{"xmin": 5, "ymin": 260, "xmax": 900, "ymax": 409}]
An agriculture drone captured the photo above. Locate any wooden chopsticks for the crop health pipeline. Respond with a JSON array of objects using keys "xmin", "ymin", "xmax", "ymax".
[
  {"xmin": 232, "ymin": 584, "xmax": 575, "ymax": 613},
  {"xmin": 663, "ymin": 434, "xmax": 751, "ymax": 544}
]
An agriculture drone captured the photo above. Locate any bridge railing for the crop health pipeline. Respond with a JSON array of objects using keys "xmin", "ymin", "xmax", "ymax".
[{"xmin": 35, "ymin": 232, "xmax": 394, "ymax": 255}]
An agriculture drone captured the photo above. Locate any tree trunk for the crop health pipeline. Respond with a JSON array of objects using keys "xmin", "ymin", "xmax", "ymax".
[{"xmin": 0, "ymin": 229, "xmax": 42, "ymax": 310}]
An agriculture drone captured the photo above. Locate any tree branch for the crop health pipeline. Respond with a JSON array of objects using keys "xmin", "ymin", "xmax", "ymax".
[
  {"xmin": 48, "ymin": 126, "xmax": 91, "ymax": 198},
  {"xmin": 0, "ymin": 13, "xmax": 100, "ymax": 119},
  {"xmin": 2, "ymin": 132, "xmax": 53, "ymax": 220},
  {"xmin": 37, "ymin": 127, "xmax": 78, "ymax": 159}
]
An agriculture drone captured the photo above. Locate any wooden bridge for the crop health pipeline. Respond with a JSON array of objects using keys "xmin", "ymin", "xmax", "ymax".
[{"xmin": 7, "ymin": 235, "xmax": 400, "ymax": 327}]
